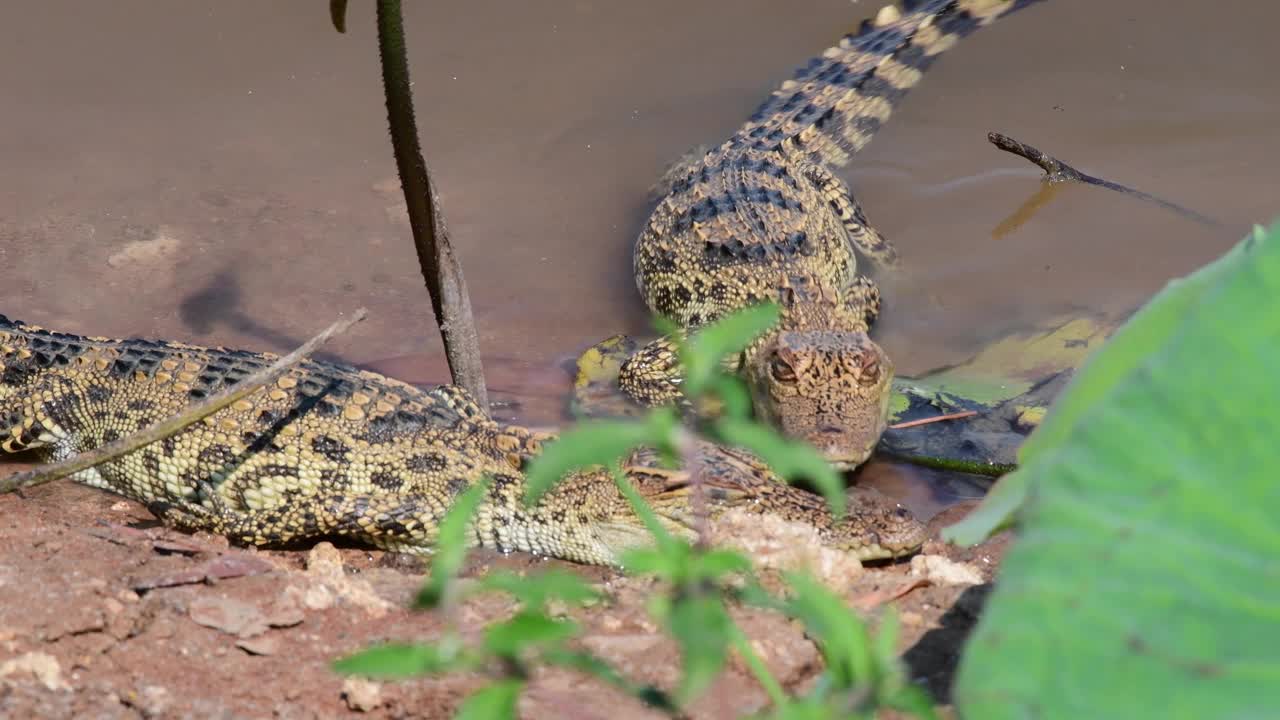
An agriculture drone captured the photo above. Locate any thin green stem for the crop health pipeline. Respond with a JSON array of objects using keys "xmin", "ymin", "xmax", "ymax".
[{"xmin": 730, "ymin": 623, "xmax": 788, "ymax": 708}]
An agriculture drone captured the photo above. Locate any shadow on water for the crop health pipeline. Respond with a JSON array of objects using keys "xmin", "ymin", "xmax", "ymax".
[
  {"xmin": 178, "ymin": 269, "xmax": 345, "ymax": 362},
  {"xmin": 855, "ymin": 460, "xmax": 993, "ymax": 523}
]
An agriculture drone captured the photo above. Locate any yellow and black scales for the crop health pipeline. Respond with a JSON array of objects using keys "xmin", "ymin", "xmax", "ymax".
[
  {"xmin": 621, "ymin": 0, "xmax": 1044, "ymax": 469},
  {"xmin": 0, "ymin": 315, "xmax": 925, "ymax": 564}
]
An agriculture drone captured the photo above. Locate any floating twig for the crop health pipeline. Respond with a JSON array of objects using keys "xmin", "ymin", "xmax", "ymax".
[
  {"xmin": 0, "ymin": 309, "xmax": 368, "ymax": 494},
  {"xmin": 889, "ymin": 410, "xmax": 978, "ymax": 431},
  {"xmin": 988, "ymin": 131, "xmax": 1221, "ymax": 228}
]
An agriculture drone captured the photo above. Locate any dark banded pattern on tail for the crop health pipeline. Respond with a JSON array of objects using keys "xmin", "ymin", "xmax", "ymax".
[{"xmin": 736, "ymin": 0, "xmax": 1044, "ymax": 167}]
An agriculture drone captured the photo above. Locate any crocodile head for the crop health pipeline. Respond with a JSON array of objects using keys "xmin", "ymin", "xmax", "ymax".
[
  {"xmin": 742, "ymin": 289, "xmax": 893, "ymax": 470},
  {"xmin": 817, "ymin": 486, "xmax": 928, "ymax": 560},
  {"xmin": 630, "ymin": 444, "xmax": 925, "ymax": 562}
]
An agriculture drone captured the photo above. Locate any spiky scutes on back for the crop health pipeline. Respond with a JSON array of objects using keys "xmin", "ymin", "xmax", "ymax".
[{"xmin": 736, "ymin": 0, "xmax": 1046, "ymax": 168}]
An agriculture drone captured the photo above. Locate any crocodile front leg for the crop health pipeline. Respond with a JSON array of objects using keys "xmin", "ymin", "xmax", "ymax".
[
  {"xmin": 617, "ymin": 335, "xmax": 686, "ymax": 407},
  {"xmin": 801, "ymin": 161, "xmax": 899, "ymax": 268},
  {"xmin": 845, "ymin": 274, "xmax": 882, "ymax": 326},
  {"xmin": 617, "ymin": 333, "xmax": 748, "ymax": 422}
]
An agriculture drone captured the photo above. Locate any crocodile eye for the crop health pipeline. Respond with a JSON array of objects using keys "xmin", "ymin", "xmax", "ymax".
[
  {"xmin": 858, "ymin": 356, "xmax": 881, "ymax": 386},
  {"xmin": 769, "ymin": 354, "xmax": 797, "ymax": 383}
]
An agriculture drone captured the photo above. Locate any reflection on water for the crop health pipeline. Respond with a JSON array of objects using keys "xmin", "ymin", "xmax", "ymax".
[
  {"xmin": 856, "ymin": 460, "xmax": 993, "ymax": 523},
  {"xmin": 2, "ymin": 0, "xmax": 1276, "ymax": 509}
]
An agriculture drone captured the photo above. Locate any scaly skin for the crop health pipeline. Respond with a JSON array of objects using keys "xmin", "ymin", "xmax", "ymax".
[
  {"xmin": 626, "ymin": 444, "xmax": 926, "ymax": 560},
  {"xmin": 620, "ymin": 0, "xmax": 1046, "ymax": 469},
  {"xmin": 0, "ymin": 316, "xmax": 924, "ymax": 565}
]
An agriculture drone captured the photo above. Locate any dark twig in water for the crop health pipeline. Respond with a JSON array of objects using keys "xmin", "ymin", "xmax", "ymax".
[
  {"xmin": 332, "ymin": 0, "xmax": 490, "ymax": 408},
  {"xmin": 889, "ymin": 410, "xmax": 978, "ymax": 430},
  {"xmin": 0, "ymin": 309, "xmax": 368, "ymax": 494},
  {"xmin": 988, "ymin": 131, "xmax": 1221, "ymax": 228}
]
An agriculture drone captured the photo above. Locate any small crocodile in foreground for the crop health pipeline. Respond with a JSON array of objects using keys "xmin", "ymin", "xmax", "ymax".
[
  {"xmin": 620, "ymin": 0, "xmax": 1047, "ymax": 468},
  {"xmin": 0, "ymin": 316, "xmax": 925, "ymax": 565}
]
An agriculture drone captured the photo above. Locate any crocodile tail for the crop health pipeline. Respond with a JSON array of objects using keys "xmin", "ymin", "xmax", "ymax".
[{"xmin": 735, "ymin": 0, "xmax": 1044, "ymax": 168}]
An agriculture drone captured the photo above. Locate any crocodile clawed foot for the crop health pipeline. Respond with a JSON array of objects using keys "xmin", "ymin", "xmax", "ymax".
[
  {"xmin": 148, "ymin": 479, "xmax": 241, "ymax": 535},
  {"xmin": 148, "ymin": 499, "xmax": 218, "ymax": 534}
]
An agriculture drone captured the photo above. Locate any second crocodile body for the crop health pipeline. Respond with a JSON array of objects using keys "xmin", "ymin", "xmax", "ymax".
[
  {"xmin": 0, "ymin": 315, "xmax": 925, "ymax": 565},
  {"xmin": 620, "ymin": 0, "xmax": 1047, "ymax": 468}
]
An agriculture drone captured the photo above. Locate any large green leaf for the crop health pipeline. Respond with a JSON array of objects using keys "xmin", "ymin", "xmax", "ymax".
[
  {"xmin": 944, "ymin": 224, "xmax": 1266, "ymax": 544},
  {"xmin": 954, "ymin": 223, "xmax": 1280, "ymax": 718}
]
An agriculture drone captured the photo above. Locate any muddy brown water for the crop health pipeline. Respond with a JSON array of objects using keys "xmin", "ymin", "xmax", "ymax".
[{"xmin": 2, "ymin": 1, "xmax": 1276, "ymax": 518}]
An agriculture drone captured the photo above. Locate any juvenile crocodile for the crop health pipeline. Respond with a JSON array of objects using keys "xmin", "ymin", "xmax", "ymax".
[
  {"xmin": 0, "ymin": 316, "xmax": 925, "ymax": 565},
  {"xmin": 620, "ymin": 0, "xmax": 1046, "ymax": 468}
]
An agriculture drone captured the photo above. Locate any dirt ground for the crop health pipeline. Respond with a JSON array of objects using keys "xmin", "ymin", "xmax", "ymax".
[{"xmin": 0, "ymin": 464, "xmax": 1008, "ymax": 720}]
